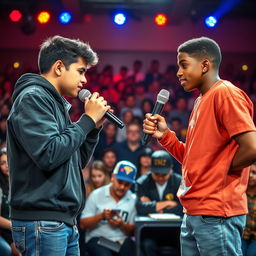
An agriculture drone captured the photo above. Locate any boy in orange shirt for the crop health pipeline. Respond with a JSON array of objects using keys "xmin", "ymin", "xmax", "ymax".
[{"xmin": 143, "ymin": 37, "xmax": 256, "ymax": 255}]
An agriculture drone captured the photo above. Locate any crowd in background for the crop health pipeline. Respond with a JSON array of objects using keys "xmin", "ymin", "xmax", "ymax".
[{"xmin": 0, "ymin": 58, "xmax": 256, "ymax": 255}]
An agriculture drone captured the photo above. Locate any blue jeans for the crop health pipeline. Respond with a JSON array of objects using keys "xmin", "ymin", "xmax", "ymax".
[
  {"xmin": 180, "ymin": 214, "xmax": 246, "ymax": 256},
  {"xmin": 0, "ymin": 235, "xmax": 11, "ymax": 256},
  {"xmin": 241, "ymin": 239, "xmax": 256, "ymax": 256},
  {"xmin": 11, "ymin": 220, "xmax": 80, "ymax": 256}
]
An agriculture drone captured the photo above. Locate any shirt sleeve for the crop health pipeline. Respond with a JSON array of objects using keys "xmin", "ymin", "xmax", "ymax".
[
  {"xmin": 218, "ymin": 90, "xmax": 256, "ymax": 138},
  {"xmin": 158, "ymin": 129, "xmax": 186, "ymax": 164}
]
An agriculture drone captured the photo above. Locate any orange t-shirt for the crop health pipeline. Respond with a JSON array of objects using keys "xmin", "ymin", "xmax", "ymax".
[{"xmin": 159, "ymin": 80, "xmax": 256, "ymax": 217}]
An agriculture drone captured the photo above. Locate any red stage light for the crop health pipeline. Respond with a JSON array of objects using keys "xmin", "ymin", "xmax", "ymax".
[
  {"xmin": 9, "ymin": 10, "xmax": 22, "ymax": 22},
  {"xmin": 37, "ymin": 11, "xmax": 51, "ymax": 24},
  {"xmin": 154, "ymin": 13, "xmax": 168, "ymax": 26}
]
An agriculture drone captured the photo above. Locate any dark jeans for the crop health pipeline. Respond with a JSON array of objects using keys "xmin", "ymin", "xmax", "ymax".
[{"xmin": 86, "ymin": 237, "xmax": 135, "ymax": 256}]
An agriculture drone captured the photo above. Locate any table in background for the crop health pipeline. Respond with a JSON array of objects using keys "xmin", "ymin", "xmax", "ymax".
[{"xmin": 135, "ymin": 216, "xmax": 182, "ymax": 256}]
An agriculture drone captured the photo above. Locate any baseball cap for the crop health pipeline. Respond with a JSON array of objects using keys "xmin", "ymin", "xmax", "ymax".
[
  {"xmin": 113, "ymin": 160, "xmax": 137, "ymax": 184},
  {"xmin": 151, "ymin": 150, "xmax": 173, "ymax": 174}
]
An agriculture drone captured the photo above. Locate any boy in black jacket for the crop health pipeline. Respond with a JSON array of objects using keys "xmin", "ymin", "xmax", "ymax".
[{"xmin": 7, "ymin": 35, "xmax": 110, "ymax": 255}]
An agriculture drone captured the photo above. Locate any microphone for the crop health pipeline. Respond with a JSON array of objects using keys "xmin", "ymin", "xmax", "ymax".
[
  {"xmin": 141, "ymin": 89, "xmax": 170, "ymax": 145},
  {"xmin": 78, "ymin": 89, "xmax": 124, "ymax": 129}
]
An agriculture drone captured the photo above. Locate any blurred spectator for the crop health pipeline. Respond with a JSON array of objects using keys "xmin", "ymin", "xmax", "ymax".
[
  {"xmin": 80, "ymin": 160, "xmax": 137, "ymax": 256},
  {"xmin": 135, "ymin": 150, "xmax": 182, "ymax": 256},
  {"xmin": 0, "ymin": 118, "xmax": 7, "ymax": 147},
  {"xmin": 145, "ymin": 80, "xmax": 161, "ymax": 101},
  {"xmin": 113, "ymin": 123, "xmax": 145, "ymax": 165},
  {"xmin": 114, "ymin": 66, "xmax": 128, "ymax": 83},
  {"xmin": 140, "ymin": 98, "xmax": 154, "ymax": 118},
  {"xmin": 101, "ymin": 148, "xmax": 118, "ymax": 176},
  {"xmin": 169, "ymin": 117, "xmax": 186, "ymax": 142},
  {"xmin": 116, "ymin": 110, "xmax": 134, "ymax": 143},
  {"xmin": 127, "ymin": 60, "xmax": 145, "ymax": 83},
  {"xmin": 0, "ymin": 104, "xmax": 10, "ymax": 120},
  {"xmin": 85, "ymin": 160, "xmax": 110, "ymax": 197},
  {"xmin": 145, "ymin": 59, "xmax": 163, "ymax": 87},
  {"xmin": 120, "ymin": 94, "xmax": 143, "ymax": 119},
  {"xmin": 136, "ymin": 147, "xmax": 153, "ymax": 178},
  {"xmin": 134, "ymin": 83, "xmax": 147, "ymax": 108},
  {"xmin": 241, "ymin": 162, "xmax": 256, "ymax": 256},
  {"xmin": 168, "ymin": 97, "xmax": 190, "ymax": 129},
  {"xmin": 94, "ymin": 122, "xmax": 117, "ymax": 160},
  {"xmin": 161, "ymin": 64, "xmax": 178, "ymax": 90},
  {"xmin": 0, "ymin": 148, "xmax": 21, "ymax": 256}
]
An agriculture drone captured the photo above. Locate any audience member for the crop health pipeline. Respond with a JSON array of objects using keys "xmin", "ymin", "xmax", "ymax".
[
  {"xmin": 85, "ymin": 160, "xmax": 110, "ymax": 197},
  {"xmin": 113, "ymin": 122, "xmax": 145, "ymax": 165},
  {"xmin": 127, "ymin": 60, "xmax": 145, "ymax": 83},
  {"xmin": 94, "ymin": 122, "xmax": 117, "ymax": 160},
  {"xmin": 120, "ymin": 94, "xmax": 143, "ymax": 118},
  {"xmin": 145, "ymin": 59, "xmax": 163, "ymax": 86},
  {"xmin": 0, "ymin": 118, "xmax": 7, "ymax": 146},
  {"xmin": 116, "ymin": 110, "xmax": 134, "ymax": 143},
  {"xmin": 168, "ymin": 97, "xmax": 190, "ymax": 129},
  {"xmin": 114, "ymin": 66, "xmax": 128, "ymax": 83},
  {"xmin": 242, "ymin": 162, "xmax": 256, "ymax": 256},
  {"xmin": 0, "ymin": 148, "xmax": 21, "ymax": 256},
  {"xmin": 101, "ymin": 148, "xmax": 118, "ymax": 176},
  {"xmin": 136, "ymin": 150, "xmax": 182, "ymax": 216},
  {"xmin": 136, "ymin": 147, "xmax": 153, "ymax": 178},
  {"xmin": 136, "ymin": 150, "xmax": 182, "ymax": 256},
  {"xmin": 140, "ymin": 98, "xmax": 154, "ymax": 118},
  {"xmin": 80, "ymin": 160, "xmax": 137, "ymax": 256}
]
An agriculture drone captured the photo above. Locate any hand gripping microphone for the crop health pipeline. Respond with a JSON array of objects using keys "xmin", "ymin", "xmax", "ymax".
[
  {"xmin": 78, "ymin": 89, "xmax": 124, "ymax": 129},
  {"xmin": 141, "ymin": 89, "xmax": 170, "ymax": 145}
]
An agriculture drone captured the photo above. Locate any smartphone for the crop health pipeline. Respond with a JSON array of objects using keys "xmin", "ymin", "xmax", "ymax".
[{"xmin": 111, "ymin": 209, "xmax": 121, "ymax": 216}]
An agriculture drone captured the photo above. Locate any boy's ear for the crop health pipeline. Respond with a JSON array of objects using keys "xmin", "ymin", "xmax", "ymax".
[
  {"xmin": 53, "ymin": 60, "xmax": 64, "ymax": 76},
  {"xmin": 202, "ymin": 59, "xmax": 210, "ymax": 74}
]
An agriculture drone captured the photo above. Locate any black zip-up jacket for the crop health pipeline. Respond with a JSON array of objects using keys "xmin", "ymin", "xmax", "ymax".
[{"xmin": 7, "ymin": 73, "xmax": 100, "ymax": 226}]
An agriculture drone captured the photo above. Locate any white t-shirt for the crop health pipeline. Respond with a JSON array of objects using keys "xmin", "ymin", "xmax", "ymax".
[
  {"xmin": 156, "ymin": 182, "xmax": 168, "ymax": 200},
  {"xmin": 81, "ymin": 183, "xmax": 137, "ymax": 243}
]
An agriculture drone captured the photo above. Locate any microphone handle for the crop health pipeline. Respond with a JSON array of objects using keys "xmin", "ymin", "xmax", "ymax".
[
  {"xmin": 105, "ymin": 111, "xmax": 124, "ymax": 129},
  {"xmin": 141, "ymin": 102, "xmax": 165, "ymax": 145}
]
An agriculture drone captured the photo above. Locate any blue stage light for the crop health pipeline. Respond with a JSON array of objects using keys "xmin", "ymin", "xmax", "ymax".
[
  {"xmin": 59, "ymin": 11, "xmax": 72, "ymax": 24},
  {"xmin": 205, "ymin": 16, "xmax": 217, "ymax": 28},
  {"xmin": 114, "ymin": 13, "xmax": 126, "ymax": 25}
]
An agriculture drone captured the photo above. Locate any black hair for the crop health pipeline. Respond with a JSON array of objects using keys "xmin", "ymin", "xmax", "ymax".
[
  {"xmin": 178, "ymin": 37, "xmax": 222, "ymax": 69},
  {"xmin": 38, "ymin": 35, "xmax": 98, "ymax": 74}
]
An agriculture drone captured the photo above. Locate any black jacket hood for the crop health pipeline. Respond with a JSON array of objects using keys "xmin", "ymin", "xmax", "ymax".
[{"xmin": 13, "ymin": 73, "xmax": 63, "ymax": 104}]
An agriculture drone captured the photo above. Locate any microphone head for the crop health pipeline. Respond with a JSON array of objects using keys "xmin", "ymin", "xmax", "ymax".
[
  {"xmin": 157, "ymin": 89, "xmax": 170, "ymax": 104},
  {"xmin": 78, "ymin": 89, "xmax": 91, "ymax": 102}
]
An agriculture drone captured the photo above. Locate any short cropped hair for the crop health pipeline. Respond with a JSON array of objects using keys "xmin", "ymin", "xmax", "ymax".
[
  {"xmin": 38, "ymin": 35, "xmax": 98, "ymax": 74},
  {"xmin": 178, "ymin": 37, "xmax": 222, "ymax": 69}
]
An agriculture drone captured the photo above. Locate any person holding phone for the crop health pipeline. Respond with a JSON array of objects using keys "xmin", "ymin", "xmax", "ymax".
[{"xmin": 80, "ymin": 160, "xmax": 137, "ymax": 256}]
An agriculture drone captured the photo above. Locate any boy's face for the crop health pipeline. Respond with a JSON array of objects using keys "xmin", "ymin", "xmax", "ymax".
[
  {"xmin": 177, "ymin": 52, "xmax": 204, "ymax": 92},
  {"xmin": 58, "ymin": 57, "xmax": 87, "ymax": 97}
]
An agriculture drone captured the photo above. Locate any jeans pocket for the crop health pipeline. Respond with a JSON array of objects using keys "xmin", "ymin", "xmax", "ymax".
[
  {"xmin": 11, "ymin": 226, "xmax": 26, "ymax": 253},
  {"xmin": 200, "ymin": 215, "xmax": 224, "ymax": 224},
  {"xmin": 38, "ymin": 221, "xmax": 65, "ymax": 232}
]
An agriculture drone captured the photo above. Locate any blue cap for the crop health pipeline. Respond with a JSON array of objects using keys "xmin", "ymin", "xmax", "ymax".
[{"xmin": 113, "ymin": 160, "xmax": 137, "ymax": 184}]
